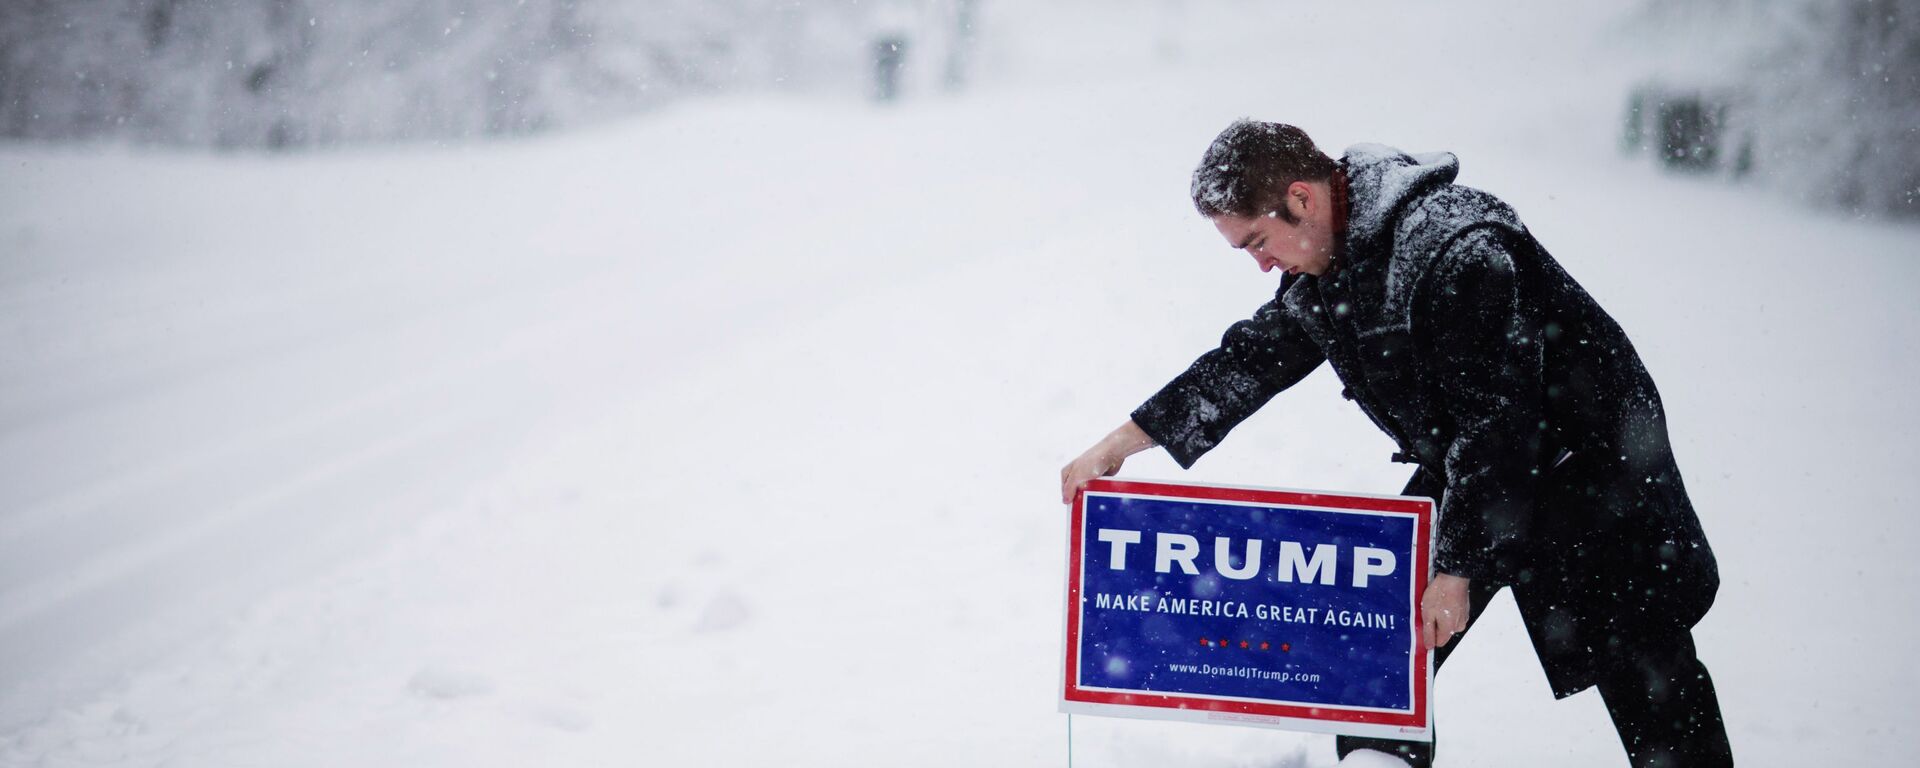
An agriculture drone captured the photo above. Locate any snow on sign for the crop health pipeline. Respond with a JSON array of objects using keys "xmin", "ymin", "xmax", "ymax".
[{"xmin": 1060, "ymin": 477, "xmax": 1435, "ymax": 740}]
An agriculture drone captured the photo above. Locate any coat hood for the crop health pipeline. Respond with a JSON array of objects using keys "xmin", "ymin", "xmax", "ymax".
[{"xmin": 1340, "ymin": 143, "xmax": 1460, "ymax": 250}]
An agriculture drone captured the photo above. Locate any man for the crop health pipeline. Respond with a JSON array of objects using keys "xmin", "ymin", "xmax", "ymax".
[{"xmin": 1058, "ymin": 121, "xmax": 1731, "ymax": 767}]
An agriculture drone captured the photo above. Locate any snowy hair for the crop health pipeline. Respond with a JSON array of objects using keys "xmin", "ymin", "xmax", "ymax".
[{"xmin": 1190, "ymin": 120, "xmax": 1337, "ymax": 220}]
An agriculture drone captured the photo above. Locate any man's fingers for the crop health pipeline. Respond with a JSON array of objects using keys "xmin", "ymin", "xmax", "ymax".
[
  {"xmin": 1422, "ymin": 607, "xmax": 1466, "ymax": 650},
  {"xmin": 1433, "ymin": 609, "xmax": 1462, "ymax": 648},
  {"xmin": 1060, "ymin": 457, "xmax": 1111, "ymax": 505}
]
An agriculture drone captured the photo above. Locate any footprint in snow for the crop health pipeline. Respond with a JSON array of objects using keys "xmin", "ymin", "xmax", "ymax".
[
  {"xmin": 407, "ymin": 666, "xmax": 496, "ymax": 700},
  {"xmin": 525, "ymin": 702, "xmax": 594, "ymax": 732},
  {"xmin": 691, "ymin": 590, "xmax": 751, "ymax": 633}
]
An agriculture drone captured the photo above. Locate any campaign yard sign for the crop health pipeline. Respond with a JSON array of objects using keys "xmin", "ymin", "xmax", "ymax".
[{"xmin": 1060, "ymin": 477, "xmax": 1435, "ymax": 740}]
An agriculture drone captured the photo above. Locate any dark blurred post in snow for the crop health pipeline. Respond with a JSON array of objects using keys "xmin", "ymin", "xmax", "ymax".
[{"xmin": 873, "ymin": 36, "xmax": 907, "ymax": 103}]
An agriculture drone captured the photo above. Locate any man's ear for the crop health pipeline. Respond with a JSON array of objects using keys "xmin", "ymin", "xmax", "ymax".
[{"xmin": 1286, "ymin": 181, "xmax": 1313, "ymax": 220}]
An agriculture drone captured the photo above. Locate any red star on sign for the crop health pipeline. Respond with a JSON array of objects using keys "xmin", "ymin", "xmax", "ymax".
[
  {"xmin": 1238, "ymin": 640, "xmax": 1249, "ymax": 649},
  {"xmin": 1281, "ymin": 643, "xmax": 1292, "ymax": 652},
  {"xmin": 1259, "ymin": 641, "xmax": 1270, "ymax": 651},
  {"xmin": 1199, "ymin": 637, "xmax": 1211, "ymax": 646}
]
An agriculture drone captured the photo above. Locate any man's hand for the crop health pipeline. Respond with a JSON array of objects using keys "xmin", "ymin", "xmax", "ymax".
[
  {"xmin": 1060, "ymin": 420, "xmax": 1156, "ymax": 504},
  {"xmin": 1420, "ymin": 573, "xmax": 1471, "ymax": 650}
]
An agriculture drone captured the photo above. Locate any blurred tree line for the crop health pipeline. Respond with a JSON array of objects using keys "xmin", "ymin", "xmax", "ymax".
[
  {"xmin": 1622, "ymin": 0, "xmax": 1919, "ymax": 218},
  {"xmin": 0, "ymin": 0, "xmax": 980, "ymax": 149}
]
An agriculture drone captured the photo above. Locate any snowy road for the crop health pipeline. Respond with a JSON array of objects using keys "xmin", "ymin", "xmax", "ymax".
[{"xmin": 4, "ymin": 2, "xmax": 1919, "ymax": 765}]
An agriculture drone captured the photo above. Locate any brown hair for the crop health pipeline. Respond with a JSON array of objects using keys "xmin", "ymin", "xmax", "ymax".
[{"xmin": 1191, "ymin": 120, "xmax": 1337, "ymax": 223}]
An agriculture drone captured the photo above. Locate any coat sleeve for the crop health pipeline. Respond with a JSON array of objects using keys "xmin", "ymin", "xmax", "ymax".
[
  {"xmin": 1424, "ymin": 228, "xmax": 1546, "ymax": 583},
  {"xmin": 1131, "ymin": 281, "xmax": 1326, "ymax": 469}
]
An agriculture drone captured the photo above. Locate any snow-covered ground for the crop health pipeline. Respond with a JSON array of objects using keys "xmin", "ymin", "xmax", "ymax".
[{"xmin": 4, "ymin": 2, "xmax": 1918, "ymax": 765}]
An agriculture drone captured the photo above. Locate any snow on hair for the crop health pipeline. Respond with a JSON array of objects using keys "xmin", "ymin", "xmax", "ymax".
[{"xmin": 1191, "ymin": 120, "xmax": 1337, "ymax": 218}]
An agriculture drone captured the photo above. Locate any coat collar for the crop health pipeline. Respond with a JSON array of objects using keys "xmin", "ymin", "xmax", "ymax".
[{"xmin": 1337, "ymin": 143, "xmax": 1461, "ymax": 262}]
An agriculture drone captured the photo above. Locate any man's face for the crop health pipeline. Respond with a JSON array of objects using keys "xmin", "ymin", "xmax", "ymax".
[{"xmin": 1210, "ymin": 182, "xmax": 1335, "ymax": 277}]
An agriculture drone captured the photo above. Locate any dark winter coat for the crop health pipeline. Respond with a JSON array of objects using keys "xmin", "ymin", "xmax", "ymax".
[{"xmin": 1130, "ymin": 145, "xmax": 1719, "ymax": 697}]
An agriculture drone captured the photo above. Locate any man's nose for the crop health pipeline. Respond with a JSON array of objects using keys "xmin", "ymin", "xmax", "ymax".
[{"xmin": 1250, "ymin": 251, "xmax": 1275, "ymax": 272}]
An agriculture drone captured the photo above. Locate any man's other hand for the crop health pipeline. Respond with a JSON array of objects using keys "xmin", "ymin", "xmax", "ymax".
[
  {"xmin": 1060, "ymin": 420, "xmax": 1156, "ymax": 504},
  {"xmin": 1421, "ymin": 573, "xmax": 1471, "ymax": 650}
]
